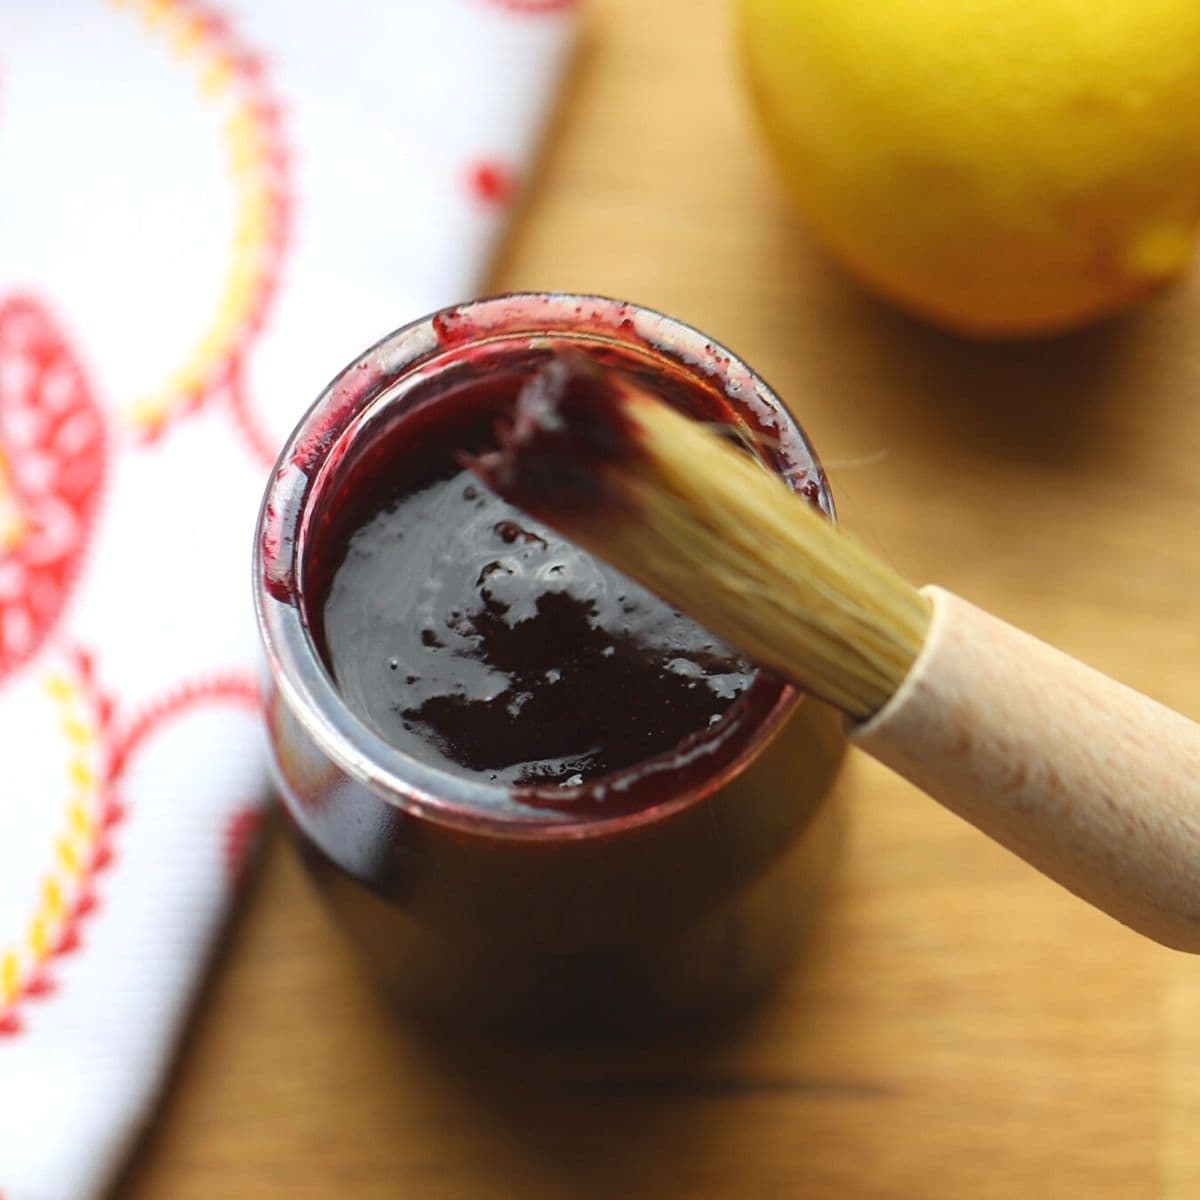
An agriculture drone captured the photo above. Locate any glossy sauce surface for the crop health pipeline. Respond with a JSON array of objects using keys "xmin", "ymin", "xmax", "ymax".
[{"xmin": 312, "ymin": 373, "xmax": 758, "ymax": 791}]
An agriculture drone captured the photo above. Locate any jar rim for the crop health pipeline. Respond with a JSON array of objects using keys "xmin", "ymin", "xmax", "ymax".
[{"xmin": 252, "ymin": 293, "xmax": 835, "ymax": 839}]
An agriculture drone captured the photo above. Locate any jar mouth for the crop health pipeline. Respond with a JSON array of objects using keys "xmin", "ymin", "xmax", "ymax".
[{"xmin": 253, "ymin": 293, "xmax": 835, "ymax": 839}]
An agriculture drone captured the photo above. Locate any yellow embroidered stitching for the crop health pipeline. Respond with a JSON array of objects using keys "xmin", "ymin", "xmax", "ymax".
[{"xmin": 0, "ymin": 660, "xmax": 102, "ymax": 1009}]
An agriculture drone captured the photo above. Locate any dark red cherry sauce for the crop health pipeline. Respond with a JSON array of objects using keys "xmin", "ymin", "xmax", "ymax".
[{"xmin": 303, "ymin": 344, "xmax": 801, "ymax": 813}]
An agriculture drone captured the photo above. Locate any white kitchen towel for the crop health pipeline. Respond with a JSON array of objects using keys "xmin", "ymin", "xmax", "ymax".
[{"xmin": 0, "ymin": 2, "xmax": 578, "ymax": 1196}]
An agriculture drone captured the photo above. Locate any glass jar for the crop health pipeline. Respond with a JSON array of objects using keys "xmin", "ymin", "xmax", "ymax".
[{"xmin": 253, "ymin": 294, "xmax": 846, "ymax": 1032}]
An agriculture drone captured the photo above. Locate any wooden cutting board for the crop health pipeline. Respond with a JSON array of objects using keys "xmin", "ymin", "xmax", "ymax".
[{"xmin": 118, "ymin": 2, "xmax": 1200, "ymax": 1196}]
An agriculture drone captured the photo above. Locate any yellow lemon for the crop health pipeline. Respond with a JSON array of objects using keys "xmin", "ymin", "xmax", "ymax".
[{"xmin": 736, "ymin": 0, "xmax": 1200, "ymax": 336}]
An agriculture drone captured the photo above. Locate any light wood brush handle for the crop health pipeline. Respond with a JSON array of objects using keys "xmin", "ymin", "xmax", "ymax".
[
  {"xmin": 471, "ymin": 362, "xmax": 1200, "ymax": 952},
  {"xmin": 855, "ymin": 586, "xmax": 1200, "ymax": 952}
]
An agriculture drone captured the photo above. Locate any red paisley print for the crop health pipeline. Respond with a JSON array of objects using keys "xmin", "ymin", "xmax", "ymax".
[{"xmin": 0, "ymin": 297, "xmax": 106, "ymax": 686}]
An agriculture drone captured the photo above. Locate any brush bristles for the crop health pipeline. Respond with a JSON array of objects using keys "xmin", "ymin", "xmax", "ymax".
[{"xmin": 573, "ymin": 396, "xmax": 931, "ymax": 720}]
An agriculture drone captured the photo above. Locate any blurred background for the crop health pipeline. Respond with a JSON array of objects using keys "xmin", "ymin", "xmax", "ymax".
[{"xmin": 2, "ymin": 0, "xmax": 1199, "ymax": 1196}]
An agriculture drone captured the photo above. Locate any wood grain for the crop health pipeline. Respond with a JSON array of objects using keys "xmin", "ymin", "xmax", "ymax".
[{"xmin": 117, "ymin": 0, "xmax": 1200, "ymax": 1196}]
